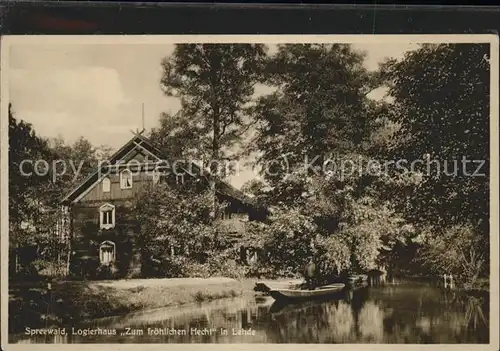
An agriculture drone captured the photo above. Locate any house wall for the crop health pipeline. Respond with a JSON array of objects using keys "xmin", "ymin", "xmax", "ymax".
[
  {"xmin": 78, "ymin": 148, "xmax": 158, "ymax": 203},
  {"xmin": 220, "ymin": 214, "xmax": 248, "ymax": 233},
  {"xmin": 69, "ymin": 200, "xmax": 141, "ymax": 278},
  {"xmin": 78, "ymin": 170, "xmax": 153, "ymax": 202}
]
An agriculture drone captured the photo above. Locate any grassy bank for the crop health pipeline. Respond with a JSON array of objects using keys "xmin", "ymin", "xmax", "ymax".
[{"xmin": 9, "ymin": 278, "xmax": 257, "ymax": 334}]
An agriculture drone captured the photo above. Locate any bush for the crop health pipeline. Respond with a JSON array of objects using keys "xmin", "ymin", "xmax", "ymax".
[
  {"xmin": 138, "ymin": 248, "xmax": 253, "ymax": 279},
  {"xmin": 12, "ymin": 263, "xmax": 40, "ymax": 282},
  {"xmin": 70, "ymin": 256, "xmax": 100, "ymax": 279},
  {"xmin": 33, "ymin": 260, "xmax": 68, "ymax": 278},
  {"xmin": 159, "ymin": 255, "xmax": 189, "ymax": 277},
  {"xmin": 207, "ymin": 257, "xmax": 249, "ymax": 279},
  {"xmin": 417, "ymin": 223, "xmax": 486, "ymax": 288},
  {"xmin": 141, "ymin": 255, "xmax": 190, "ymax": 278},
  {"xmin": 95, "ymin": 263, "xmax": 119, "ymax": 280},
  {"xmin": 246, "ymin": 265, "xmax": 274, "ymax": 279},
  {"xmin": 256, "ymin": 207, "xmax": 319, "ymax": 275}
]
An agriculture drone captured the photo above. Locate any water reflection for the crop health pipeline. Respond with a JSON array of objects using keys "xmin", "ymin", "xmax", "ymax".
[{"xmin": 11, "ymin": 282, "xmax": 489, "ymax": 344}]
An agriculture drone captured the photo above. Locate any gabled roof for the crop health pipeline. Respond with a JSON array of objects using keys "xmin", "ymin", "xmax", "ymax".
[{"xmin": 61, "ymin": 132, "xmax": 257, "ymax": 208}]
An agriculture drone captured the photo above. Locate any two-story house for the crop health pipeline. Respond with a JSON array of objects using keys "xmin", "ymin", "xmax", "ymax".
[{"xmin": 59, "ymin": 132, "xmax": 267, "ymax": 278}]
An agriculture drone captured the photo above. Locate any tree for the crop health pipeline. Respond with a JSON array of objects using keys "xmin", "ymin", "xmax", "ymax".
[
  {"xmin": 380, "ymin": 44, "xmax": 490, "ymax": 280},
  {"xmin": 9, "ymin": 104, "xmax": 52, "ymax": 248},
  {"xmin": 336, "ymin": 193, "xmax": 414, "ymax": 272},
  {"xmin": 158, "ymin": 44, "xmax": 267, "ymax": 217},
  {"xmin": 159, "ymin": 44, "xmax": 267, "ymax": 160},
  {"xmin": 415, "ymin": 224, "xmax": 486, "ymax": 288},
  {"xmin": 9, "ymin": 105, "xmax": 113, "ymax": 276},
  {"xmin": 8, "ymin": 104, "xmax": 62, "ymax": 276},
  {"xmin": 252, "ymin": 44, "xmax": 387, "ymax": 203},
  {"xmin": 248, "ymin": 44, "xmax": 412, "ymax": 276},
  {"xmin": 381, "ymin": 43, "xmax": 490, "ymax": 232},
  {"xmin": 247, "ymin": 206, "xmax": 322, "ymax": 278},
  {"xmin": 46, "ymin": 136, "xmax": 113, "ymax": 206},
  {"xmin": 149, "ymin": 111, "xmax": 196, "ymax": 160},
  {"xmin": 254, "ymin": 44, "xmax": 381, "ymax": 179}
]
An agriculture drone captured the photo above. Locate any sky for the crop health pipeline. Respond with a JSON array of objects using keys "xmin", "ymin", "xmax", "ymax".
[{"xmin": 8, "ymin": 41, "xmax": 419, "ymax": 189}]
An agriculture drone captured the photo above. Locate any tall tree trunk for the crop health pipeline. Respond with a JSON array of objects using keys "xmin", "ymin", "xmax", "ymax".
[
  {"xmin": 66, "ymin": 240, "xmax": 71, "ymax": 275},
  {"xmin": 209, "ymin": 53, "xmax": 221, "ymax": 221},
  {"xmin": 210, "ymin": 110, "xmax": 220, "ymax": 220},
  {"xmin": 65, "ymin": 212, "xmax": 72, "ymax": 276},
  {"xmin": 14, "ymin": 222, "xmax": 20, "ymax": 273},
  {"xmin": 15, "ymin": 248, "xmax": 19, "ymax": 273}
]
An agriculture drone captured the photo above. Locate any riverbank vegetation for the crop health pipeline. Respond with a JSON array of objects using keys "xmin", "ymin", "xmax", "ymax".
[
  {"xmin": 9, "ymin": 278, "xmax": 253, "ymax": 333},
  {"xmin": 9, "ymin": 43, "xmax": 490, "ymax": 293}
]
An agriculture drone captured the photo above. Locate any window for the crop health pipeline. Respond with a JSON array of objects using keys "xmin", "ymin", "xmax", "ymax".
[
  {"xmin": 99, "ymin": 203, "xmax": 115, "ymax": 229},
  {"xmin": 120, "ymin": 169, "xmax": 133, "ymax": 189},
  {"xmin": 220, "ymin": 209, "xmax": 232, "ymax": 220},
  {"xmin": 176, "ymin": 174, "xmax": 184, "ymax": 185},
  {"xmin": 152, "ymin": 169, "xmax": 161, "ymax": 184},
  {"xmin": 102, "ymin": 177, "xmax": 111, "ymax": 192},
  {"xmin": 99, "ymin": 241, "xmax": 116, "ymax": 265}
]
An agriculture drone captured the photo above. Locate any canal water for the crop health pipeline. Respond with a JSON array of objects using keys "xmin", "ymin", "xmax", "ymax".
[{"xmin": 12, "ymin": 281, "xmax": 489, "ymax": 344}]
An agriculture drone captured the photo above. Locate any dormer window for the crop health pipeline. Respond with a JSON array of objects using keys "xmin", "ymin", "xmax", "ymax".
[
  {"xmin": 120, "ymin": 169, "xmax": 132, "ymax": 189},
  {"xmin": 102, "ymin": 177, "xmax": 111, "ymax": 193},
  {"xmin": 99, "ymin": 203, "xmax": 115, "ymax": 230}
]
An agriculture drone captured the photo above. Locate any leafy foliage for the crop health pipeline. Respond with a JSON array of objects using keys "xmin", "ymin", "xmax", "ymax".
[
  {"xmin": 156, "ymin": 44, "xmax": 267, "ymax": 165},
  {"xmin": 338, "ymin": 195, "xmax": 413, "ymax": 271},
  {"xmin": 247, "ymin": 44, "xmax": 413, "ymax": 278},
  {"xmin": 381, "ymin": 43, "xmax": 490, "ymax": 231},
  {"xmin": 415, "ymin": 224, "xmax": 486, "ymax": 288},
  {"xmin": 250, "ymin": 206, "xmax": 319, "ymax": 276},
  {"xmin": 9, "ymin": 104, "xmax": 53, "ymax": 247},
  {"xmin": 240, "ymin": 179, "xmax": 268, "ymax": 198},
  {"xmin": 253, "ymin": 44, "xmax": 382, "ymax": 177},
  {"xmin": 378, "ymin": 44, "xmax": 490, "ymax": 285},
  {"xmin": 314, "ymin": 235, "xmax": 351, "ymax": 277},
  {"xmin": 9, "ymin": 104, "xmax": 113, "ymax": 276},
  {"xmin": 133, "ymin": 183, "xmax": 236, "ymax": 277},
  {"xmin": 47, "ymin": 135, "xmax": 112, "ymax": 203},
  {"xmin": 8, "ymin": 43, "xmax": 490, "ymax": 288}
]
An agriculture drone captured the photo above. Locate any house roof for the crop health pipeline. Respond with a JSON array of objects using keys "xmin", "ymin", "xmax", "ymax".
[{"xmin": 61, "ymin": 132, "xmax": 258, "ymax": 208}]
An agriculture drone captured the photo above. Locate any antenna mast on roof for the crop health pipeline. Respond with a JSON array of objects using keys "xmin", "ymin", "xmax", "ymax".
[
  {"xmin": 130, "ymin": 103, "xmax": 146, "ymax": 137},
  {"xmin": 141, "ymin": 102, "xmax": 145, "ymax": 133}
]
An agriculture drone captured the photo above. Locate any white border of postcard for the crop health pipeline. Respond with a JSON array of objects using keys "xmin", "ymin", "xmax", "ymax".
[{"xmin": 1, "ymin": 34, "xmax": 499, "ymax": 351}]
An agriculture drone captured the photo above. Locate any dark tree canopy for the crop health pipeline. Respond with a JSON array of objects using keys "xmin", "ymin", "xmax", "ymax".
[
  {"xmin": 9, "ymin": 104, "xmax": 52, "ymax": 246},
  {"xmin": 246, "ymin": 44, "xmax": 410, "ymax": 273},
  {"xmin": 382, "ymin": 43, "xmax": 490, "ymax": 232},
  {"xmin": 254, "ymin": 44, "xmax": 383, "ymax": 184}
]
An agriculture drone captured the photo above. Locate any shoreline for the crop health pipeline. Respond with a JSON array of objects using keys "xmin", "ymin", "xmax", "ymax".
[
  {"xmin": 8, "ymin": 276, "xmax": 489, "ymax": 335},
  {"xmin": 8, "ymin": 277, "xmax": 258, "ymax": 334}
]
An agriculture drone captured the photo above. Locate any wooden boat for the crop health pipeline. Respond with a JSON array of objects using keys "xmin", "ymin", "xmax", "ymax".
[
  {"xmin": 269, "ymin": 290, "xmax": 350, "ymax": 314},
  {"xmin": 269, "ymin": 297, "xmax": 335, "ymax": 315},
  {"xmin": 254, "ymin": 279, "xmax": 303, "ymax": 293},
  {"xmin": 269, "ymin": 283, "xmax": 346, "ymax": 302}
]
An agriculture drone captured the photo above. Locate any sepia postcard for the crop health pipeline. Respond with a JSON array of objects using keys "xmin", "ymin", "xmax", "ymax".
[{"xmin": 0, "ymin": 34, "xmax": 498, "ymax": 351}]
